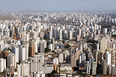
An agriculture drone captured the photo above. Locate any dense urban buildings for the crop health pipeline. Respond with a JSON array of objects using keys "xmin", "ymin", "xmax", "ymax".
[{"xmin": 0, "ymin": 12, "xmax": 116, "ymax": 77}]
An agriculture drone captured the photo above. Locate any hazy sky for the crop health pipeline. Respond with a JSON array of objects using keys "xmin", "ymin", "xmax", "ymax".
[{"xmin": 0, "ymin": 0, "xmax": 116, "ymax": 12}]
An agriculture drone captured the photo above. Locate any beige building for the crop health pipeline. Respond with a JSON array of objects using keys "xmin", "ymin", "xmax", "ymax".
[
  {"xmin": 57, "ymin": 64, "xmax": 72, "ymax": 77},
  {"xmin": 17, "ymin": 61, "xmax": 31, "ymax": 77},
  {"xmin": 100, "ymin": 37, "xmax": 107, "ymax": 54}
]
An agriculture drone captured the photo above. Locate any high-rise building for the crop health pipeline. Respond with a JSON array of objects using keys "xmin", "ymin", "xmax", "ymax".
[
  {"xmin": 10, "ymin": 65, "xmax": 15, "ymax": 74},
  {"xmin": 35, "ymin": 40, "xmax": 38, "ymax": 53},
  {"xmin": 82, "ymin": 31, "xmax": 86, "ymax": 38},
  {"xmin": 53, "ymin": 28, "xmax": 56, "ymax": 38},
  {"xmin": 78, "ymin": 28, "xmax": 81, "ymax": 37},
  {"xmin": 0, "ymin": 58, "xmax": 6, "ymax": 72},
  {"xmin": 107, "ymin": 65, "xmax": 111, "ymax": 75},
  {"xmin": 68, "ymin": 30, "xmax": 73, "ymax": 40},
  {"xmin": 63, "ymin": 30, "xmax": 68, "ymax": 39},
  {"xmin": 57, "ymin": 64, "xmax": 72, "ymax": 77},
  {"xmin": 40, "ymin": 32, "xmax": 44, "ymax": 39},
  {"xmin": 12, "ymin": 33, "xmax": 17, "ymax": 40},
  {"xmin": 100, "ymin": 37, "xmax": 107, "ymax": 53},
  {"xmin": 53, "ymin": 58, "xmax": 59, "ymax": 65},
  {"xmin": 52, "ymin": 38, "xmax": 55, "ymax": 50},
  {"xmin": 93, "ymin": 50, "xmax": 98, "ymax": 66},
  {"xmin": 48, "ymin": 43, "xmax": 53, "ymax": 51},
  {"xmin": 79, "ymin": 53, "xmax": 86, "ymax": 67},
  {"xmin": 7, "ymin": 53, "xmax": 16, "ymax": 68},
  {"xmin": 112, "ymin": 42, "xmax": 116, "ymax": 50},
  {"xmin": 34, "ymin": 71, "xmax": 45, "ymax": 77},
  {"xmin": 98, "ymin": 52, "xmax": 103, "ymax": 64},
  {"xmin": 86, "ymin": 61, "xmax": 91, "ymax": 74},
  {"xmin": 39, "ymin": 41, "xmax": 45, "ymax": 53},
  {"xmin": 59, "ymin": 53, "xmax": 64, "ymax": 63},
  {"xmin": 49, "ymin": 31, "xmax": 52, "ymax": 39},
  {"xmin": 96, "ymin": 44, "xmax": 99, "ymax": 51},
  {"xmin": 29, "ymin": 44, "xmax": 36, "ymax": 57},
  {"xmin": 103, "ymin": 28, "xmax": 107, "ymax": 34},
  {"xmin": 105, "ymin": 51, "xmax": 111, "ymax": 66},
  {"xmin": 91, "ymin": 62, "xmax": 96, "ymax": 75},
  {"xmin": 29, "ymin": 39, "xmax": 36, "ymax": 57},
  {"xmin": 59, "ymin": 29, "xmax": 62, "ymax": 41},
  {"xmin": 12, "ymin": 46, "xmax": 19, "ymax": 63},
  {"xmin": 30, "ymin": 54, "xmax": 45, "ymax": 73},
  {"xmin": 80, "ymin": 43, "xmax": 83, "ymax": 52},
  {"xmin": 17, "ymin": 61, "xmax": 31, "ymax": 77},
  {"xmin": 111, "ymin": 65, "xmax": 115, "ymax": 75},
  {"xmin": 103, "ymin": 60, "xmax": 107, "ymax": 75},
  {"xmin": 64, "ymin": 50, "xmax": 70, "ymax": 63},
  {"xmin": 71, "ymin": 55, "xmax": 76, "ymax": 67},
  {"xmin": 43, "ymin": 40, "xmax": 47, "ymax": 48},
  {"xmin": 111, "ymin": 50, "xmax": 115, "ymax": 65},
  {"xmin": 19, "ymin": 46, "xmax": 26, "ymax": 62},
  {"xmin": 76, "ymin": 35, "xmax": 80, "ymax": 41}
]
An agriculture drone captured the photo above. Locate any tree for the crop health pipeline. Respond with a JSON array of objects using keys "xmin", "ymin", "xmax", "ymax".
[
  {"xmin": 112, "ymin": 34, "xmax": 116, "ymax": 37},
  {"xmin": 87, "ymin": 39, "xmax": 97, "ymax": 43},
  {"xmin": 65, "ymin": 44, "xmax": 70, "ymax": 48},
  {"xmin": 45, "ymin": 48, "xmax": 51, "ymax": 53},
  {"xmin": 62, "ymin": 40, "xmax": 65, "ymax": 43},
  {"xmin": 51, "ymin": 70, "xmax": 57, "ymax": 74}
]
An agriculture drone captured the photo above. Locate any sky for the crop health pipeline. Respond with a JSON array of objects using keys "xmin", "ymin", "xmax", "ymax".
[{"xmin": 0, "ymin": 0, "xmax": 116, "ymax": 12}]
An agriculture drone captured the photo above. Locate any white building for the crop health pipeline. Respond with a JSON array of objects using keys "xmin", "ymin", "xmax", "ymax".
[
  {"xmin": 34, "ymin": 71, "xmax": 45, "ymax": 77},
  {"xmin": 68, "ymin": 31, "xmax": 73, "ymax": 40},
  {"xmin": 53, "ymin": 58, "xmax": 59, "ymax": 65},
  {"xmin": 7, "ymin": 53, "xmax": 16, "ymax": 68},
  {"xmin": 19, "ymin": 46, "xmax": 26, "ymax": 62},
  {"xmin": 0, "ymin": 58, "xmax": 6, "ymax": 72},
  {"xmin": 17, "ymin": 61, "xmax": 31, "ymax": 77},
  {"xmin": 59, "ymin": 53, "xmax": 64, "ymax": 63},
  {"xmin": 49, "ymin": 31, "xmax": 53, "ymax": 39},
  {"xmin": 12, "ymin": 46, "xmax": 19, "ymax": 63},
  {"xmin": 48, "ymin": 44, "xmax": 53, "ymax": 51},
  {"xmin": 105, "ymin": 51, "xmax": 111, "ymax": 66},
  {"xmin": 103, "ymin": 28, "xmax": 107, "ymax": 34},
  {"xmin": 59, "ymin": 29, "xmax": 62, "ymax": 41}
]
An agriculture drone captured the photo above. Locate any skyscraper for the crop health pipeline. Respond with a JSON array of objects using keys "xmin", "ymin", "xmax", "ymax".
[
  {"xmin": 105, "ymin": 51, "xmax": 111, "ymax": 66},
  {"xmin": 91, "ymin": 62, "xmax": 96, "ymax": 75},
  {"xmin": 71, "ymin": 55, "xmax": 76, "ymax": 67},
  {"xmin": 17, "ymin": 61, "xmax": 31, "ymax": 77},
  {"xmin": 68, "ymin": 30, "xmax": 73, "ymax": 40},
  {"xmin": 59, "ymin": 53, "xmax": 64, "ymax": 63},
  {"xmin": 29, "ymin": 39, "xmax": 36, "ymax": 57},
  {"xmin": 59, "ymin": 29, "xmax": 62, "ymax": 41},
  {"xmin": 100, "ymin": 37, "xmax": 107, "ymax": 53},
  {"xmin": 52, "ymin": 38, "xmax": 55, "ymax": 50},
  {"xmin": 86, "ymin": 61, "xmax": 91, "ymax": 74},
  {"xmin": 12, "ymin": 46, "xmax": 19, "ymax": 63},
  {"xmin": 103, "ymin": 60, "xmax": 107, "ymax": 75},
  {"xmin": 19, "ymin": 46, "xmax": 26, "ymax": 62},
  {"xmin": 7, "ymin": 53, "xmax": 16, "ymax": 68},
  {"xmin": 79, "ymin": 53, "xmax": 86, "ymax": 67},
  {"xmin": 111, "ymin": 50, "xmax": 115, "ymax": 65},
  {"xmin": 0, "ymin": 58, "xmax": 6, "ymax": 72},
  {"xmin": 39, "ymin": 41, "xmax": 45, "ymax": 53},
  {"xmin": 49, "ymin": 31, "xmax": 53, "ymax": 39}
]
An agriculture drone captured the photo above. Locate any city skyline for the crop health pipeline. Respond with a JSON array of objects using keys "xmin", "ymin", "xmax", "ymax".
[
  {"xmin": 0, "ymin": 0, "xmax": 116, "ymax": 76},
  {"xmin": 0, "ymin": 0, "xmax": 116, "ymax": 12}
]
